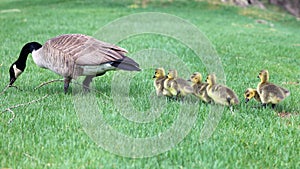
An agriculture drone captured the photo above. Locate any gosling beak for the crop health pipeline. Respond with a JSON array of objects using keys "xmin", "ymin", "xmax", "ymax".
[
  {"xmin": 152, "ymin": 75, "xmax": 156, "ymax": 78},
  {"xmin": 257, "ymin": 76, "xmax": 260, "ymax": 78},
  {"xmin": 187, "ymin": 79, "xmax": 191, "ymax": 82},
  {"xmin": 245, "ymin": 98, "xmax": 249, "ymax": 103}
]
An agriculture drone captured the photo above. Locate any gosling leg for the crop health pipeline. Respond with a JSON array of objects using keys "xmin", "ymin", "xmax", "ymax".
[{"xmin": 271, "ymin": 104, "xmax": 276, "ymax": 109}]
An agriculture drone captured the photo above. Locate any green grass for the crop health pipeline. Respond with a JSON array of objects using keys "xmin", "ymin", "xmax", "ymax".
[{"xmin": 1, "ymin": 0, "xmax": 300, "ymax": 168}]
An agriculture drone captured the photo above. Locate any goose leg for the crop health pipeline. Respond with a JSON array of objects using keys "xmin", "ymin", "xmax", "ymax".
[
  {"xmin": 64, "ymin": 77, "xmax": 72, "ymax": 94},
  {"xmin": 83, "ymin": 75, "xmax": 95, "ymax": 92}
]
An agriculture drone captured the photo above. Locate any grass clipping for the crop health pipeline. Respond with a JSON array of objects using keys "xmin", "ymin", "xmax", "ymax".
[{"xmin": 1, "ymin": 94, "xmax": 49, "ymax": 124}]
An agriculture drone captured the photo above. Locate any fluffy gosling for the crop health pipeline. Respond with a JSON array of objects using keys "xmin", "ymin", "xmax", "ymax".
[
  {"xmin": 244, "ymin": 88, "xmax": 261, "ymax": 103},
  {"xmin": 256, "ymin": 70, "xmax": 290, "ymax": 108},
  {"xmin": 189, "ymin": 72, "xmax": 212, "ymax": 103},
  {"xmin": 206, "ymin": 74, "xmax": 239, "ymax": 109},
  {"xmin": 153, "ymin": 68, "xmax": 171, "ymax": 97},
  {"xmin": 163, "ymin": 69, "xmax": 193, "ymax": 99}
]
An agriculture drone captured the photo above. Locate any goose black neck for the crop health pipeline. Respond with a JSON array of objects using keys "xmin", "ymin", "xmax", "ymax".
[{"xmin": 16, "ymin": 42, "xmax": 42, "ymax": 64}]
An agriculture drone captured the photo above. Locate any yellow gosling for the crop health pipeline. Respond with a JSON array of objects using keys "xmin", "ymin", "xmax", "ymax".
[
  {"xmin": 206, "ymin": 74, "xmax": 239, "ymax": 110},
  {"xmin": 153, "ymin": 68, "xmax": 171, "ymax": 97},
  {"xmin": 244, "ymin": 88, "xmax": 261, "ymax": 103},
  {"xmin": 256, "ymin": 70, "xmax": 290, "ymax": 108},
  {"xmin": 164, "ymin": 69, "xmax": 193, "ymax": 99},
  {"xmin": 189, "ymin": 72, "xmax": 212, "ymax": 103}
]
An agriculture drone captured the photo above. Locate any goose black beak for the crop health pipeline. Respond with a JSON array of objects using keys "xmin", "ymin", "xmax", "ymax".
[
  {"xmin": 245, "ymin": 98, "xmax": 249, "ymax": 103},
  {"xmin": 9, "ymin": 77, "xmax": 16, "ymax": 86}
]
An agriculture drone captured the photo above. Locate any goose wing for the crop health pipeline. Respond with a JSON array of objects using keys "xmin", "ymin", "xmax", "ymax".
[{"xmin": 46, "ymin": 34, "xmax": 133, "ymax": 65}]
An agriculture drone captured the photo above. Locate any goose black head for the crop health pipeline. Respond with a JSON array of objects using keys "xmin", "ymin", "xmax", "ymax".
[
  {"xmin": 9, "ymin": 42, "xmax": 42, "ymax": 86},
  {"xmin": 9, "ymin": 63, "xmax": 24, "ymax": 86}
]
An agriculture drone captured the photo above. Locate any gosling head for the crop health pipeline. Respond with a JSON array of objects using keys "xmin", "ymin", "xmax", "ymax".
[
  {"xmin": 190, "ymin": 72, "xmax": 202, "ymax": 84},
  {"xmin": 166, "ymin": 70, "xmax": 178, "ymax": 80},
  {"xmin": 244, "ymin": 88, "xmax": 256, "ymax": 103},
  {"xmin": 153, "ymin": 68, "xmax": 166, "ymax": 79},
  {"xmin": 257, "ymin": 70, "xmax": 269, "ymax": 83},
  {"xmin": 206, "ymin": 74, "xmax": 216, "ymax": 85}
]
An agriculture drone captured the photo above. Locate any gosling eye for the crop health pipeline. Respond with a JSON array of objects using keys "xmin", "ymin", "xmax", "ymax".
[{"xmin": 246, "ymin": 94, "xmax": 250, "ymax": 97}]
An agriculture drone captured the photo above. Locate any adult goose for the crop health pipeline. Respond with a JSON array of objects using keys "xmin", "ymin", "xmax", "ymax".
[{"xmin": 9, "ymin": 34, "xmax": 141, "ymax": 93}]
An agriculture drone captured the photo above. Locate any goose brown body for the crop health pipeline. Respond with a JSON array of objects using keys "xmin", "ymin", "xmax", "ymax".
[
  {"xmin": 9, "ymin": 34, "xmax": 140, "ymax": 93},
  {"xmin": 33, "ymin": 34, "xmax": 138, "ymax": 78}
]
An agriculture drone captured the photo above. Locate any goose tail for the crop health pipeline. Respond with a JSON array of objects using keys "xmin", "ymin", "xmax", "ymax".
[{"xmin": 111, "ymin": 57, "xmax": 141, "ymax": 71}]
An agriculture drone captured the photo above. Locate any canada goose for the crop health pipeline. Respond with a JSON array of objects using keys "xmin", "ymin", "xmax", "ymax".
[
  {"xmin": 163, "ymin": 69, "xmax": 193, "ymax": 99},
  {"xmin": 206, "ymin": 74, "xmax": 239, "ymax": 107},
  {"xmin": 256, "ymin": 70, "xmax": 290, "ymax": 108},
  {"xmin": 244, "ymin": 88, "xmax": 261, "ymax": 103},
  {"xmin": 189, "ymin": 72, "xmax": 211, "ymax": 103},
  {"xmin": 152, "ymin": 68, "xmax": 171, "ymax": 97},
  {"xmin": 9, "ymin": 34, "xmax": 141, "ymax": 93}
]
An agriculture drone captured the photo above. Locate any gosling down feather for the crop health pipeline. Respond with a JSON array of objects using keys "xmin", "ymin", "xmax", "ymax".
[
  {"xmin": 163, "ymin": 69, "xmax": 193, "ymax": 98},
  {"xmin": 153, "ymin": 68, "xmax": 171, "ymax": 97},
  {"xmin": 256, "ymin": 70, "xmax": 290, "ymax": 108},
  {"xmin": 9, "ymin": 34, "xmax": 141, "ymax": 93},
  {"xmin": 244, "ymin": 88, "xmax": 261, "ymax": 103},
  {"xmin": 206, "ymin": 74, "xmax": 239, "ymax": 106},
  {"xmin": 189, "ymin": 72, "xmax": 211, "ymax": 103}
]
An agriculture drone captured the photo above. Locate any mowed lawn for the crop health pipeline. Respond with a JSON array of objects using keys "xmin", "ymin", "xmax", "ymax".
[{"xmin": 1, "ymin": 0, "xmax": 299, "ymax": 168}]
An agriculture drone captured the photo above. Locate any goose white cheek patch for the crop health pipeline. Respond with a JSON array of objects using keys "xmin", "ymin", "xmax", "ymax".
[{"xmin": 13, "ymin": 64, "xmax": 23, "ymax": 78}]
